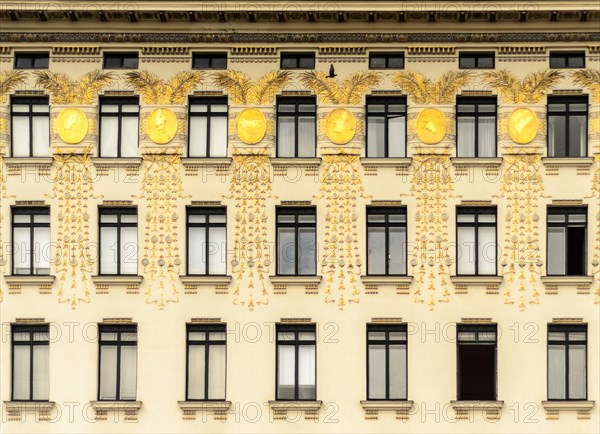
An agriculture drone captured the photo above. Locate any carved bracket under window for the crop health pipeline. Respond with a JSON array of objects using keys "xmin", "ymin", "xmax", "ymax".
[
  {"xmin": 91, "ymin": 275, "xmax": 143, "ymax": 295},
  {"xmin": 451, "ymin": 157, "xmax": 503, "ymax": 178},
  {"xmin": 178, "ymin": 401, "xmax": 231, "ymax": 421},
  {"xmin": 89, "ymin": 401, "xmax": 142, "ymax": 422},
  {"xmin": 542, "ymin": 157, "xmax": 594, "ymax": 176},
  {"xmin": 360, "ymin": 158, "xmax": 412, "ymax": 177},
  {"xmin": 3, "ymin": 401, "xmax": 56, "ymax": 422},
  {"xmin": 181, "ymin": 158, "xmax": 232, "ymax": 177},
  {"xmin": 179, "ymin": 275, "xmax": 232, "ymax": 295},
  {"xmin": 270, "ymin": 276, "xmax": 322, "ymax": 295},
  {"xmin": 361, "ymin": 276, "xmax": 413, "ymax": 295},
  {"xmin": 360, "ymin": 400, "xmax": 415, "ymax": 420},
  {"xmin": 4, "ymin": 158, "xmax": 53, "ymax": 177},
  {"xmin": 449, "ymin": 400, "xmax": 503, "ymax": 421},
  {"xmin": 450, "ymin": 276, "xmax": 503, "ymax": 295},
  {"xmin": 3, "ymin": 275, "xmax": 55, "ymax": 295},
  {"xmin": 271, "ymin": 158, "xmax": 321, "ymax": 178},
  {"xmin": 92, "ymin": 158, "xmax": 142, "ymax": 178},
  {"xmin": 540, "ymin": 276, "xmax": 593, "ymax": 295},
  {"xmin": 541, "ymin": 400, "xmax": 595, "ymax": 420},
  {"xmin": 268, "ymin": 401, "xmax": 322, "ymax": 421}
]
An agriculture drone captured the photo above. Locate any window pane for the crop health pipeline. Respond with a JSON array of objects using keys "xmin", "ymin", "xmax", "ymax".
[
  {"xmin": 569, "ymin": 115, "xmax": 586, "ymax": 157},
  {"xmin": 209, "ymin": 117, "xmax": 228, "ymax": 157},
  {"xmin": 389, "ymin": 227, "xmax": 406, "ymax": 274},
  {"xmin": 457, "ymin": 117, "xmax": 475, "ymax": 157},
  {"xmin": 568, "ymin": 345, "xmax": 586, "ymax": 399},
  {"xmin": 13, "ymin": 332, "xmax": 30, "ymax": 341},
  {"xmin": 478, "ymin": 226, "xmax": 496, "ymax": 275},
  {"xmin": 209, "ymin": 214, "xmax": 226, "ymax": 223},
  {"xmin": 298, "ymin": 215, "xmax": 315, "ymax": 224},
  {"xmin": 121, "ymin": 214, "xmax": 137, "ymax": 224},
  {"xmin": 389, "ymin": 344, "xmax": 407, "ymax": 399},
  {"xmin": 188, "ymin": 227, "xmax": 206, "ymax": 275},
  {"xmin": 13, "ymin": 227, "xmax": 31, "ymax": 274},
  {"xmin": 368, "ymin": 331, "xmax": 385, "ymax": 340},
  {"xmin": 277, "ymin": 346, "xmax": 295, "ymax": 399},
  {"xmin": 188, "ymin": 345, "xmax": 205, "ymax": 399},
  {"xmin": 120, "ymin": 226, "xmax": 138, "ymax": 275},
  {"xmin": 457, "ymin": 227, "xmax": 476, "ymax": 274},
  {"xmin": 388, "ymin": 116, "xmax": 406, "ymax": 157},
  {"xmin": 547, "ymin": 214, "xmax": 565, "ymax": 223},
  {"xmin": 119, "ymin": 346, "xmax": 137, "ymax": 400},
  {"xmin": 208, "ymin": 345, "xmax": 226, "ymax": 400},
  {"xmin": 388, "ymin": 56, "xmax": 404, "ymax": 69},
  {"xmin": 298, "ymin": 345, "xmax": 316, "ymax": 400},
  {"xmin": 278, "ymin": 227, "xmax": 296, "ymax": 275},
  {"xmin": 32, "ymin": 346, "xmax": 49, "ymax": 400},
  {"xmin": 368, "ymin": 345, "xmax": 386, "ymax": 399},
  {"xmin": 478, "ymin": 56, "xmax": 494, "ymax": 68},
  {"xmin": 208, "ymin": 227, "xmax": 226, "ymax": 275},
  {"xmin": 99, "ymin": 346, "xmax": 117, "ymax": 400},
  {"xmin": 122, "ymin": 105, "xmax": 139, "ymax": 114},
  {"xmin": 389, "ymin": 332, "xmax": 406, "ymax": 340},
  {"xmin": 370, "ymin": 57, "xmax": 386, "ymax": 69},
  {"xmin": 548, "ymin": 332, "xmax": 565, "ymax": 341},
  {"xmin": 190, "ymin": 104, "xmax": 208, "ymax": 113},
  {"xmin": 458, "ymin": 331, "xmax": 476, "ymax": 341},
  {"xmin": 368, "ymin": 227, "xmax": 386, "ymax": 275},
  {"xmin": 189, "ymin": 117, "xmax": 207, "ymax": 157},
  {"xmin": 101, "ymin": 332, "xmax": 118, "ymax": 341},
  {"xmin": 121, "ymin": 117, "xmax": 138, "ymax": 157},
  {"xmin": 12, "ymin": 117, "xmax": 30, "ymax": 157},
  {"xmin": 278, "ymin": 331, "xmax": 295, "ymax": 341},
  {"xmin": 548, "ymin": 116, "xmax": 566, "ymax": 157},
  {"xmin": 367, "ymin": 117, "xmax": 385, "ymax": 157},
  {"xmin": 457, "ymin": 214, "xmax": 475, "ymax": 223},
  {"xmin": 278, "ymin": 117, "xmax": 295, "ymax": 157},
  {"xmin": 478, "ymin": 214, "xmax": 496, "ymax": 223},
  {"xmin": 298, "ymin": 116, "xmax": 315, "ymax": 157},
  {"xmin": 298, "ymin": 332, "xmax": 315, "ymax": 341},
  {"xmin": 281, "ymin": 57, "xmax": 297, "ymax": 69},
  {"xmin": 100, "ymin": 227, "xmax": 118, "ymax": 274},
  {"xmin": 478, "ymin": 116, "xmax": 495, "ymax": 157},
  {"xmin": 13, "ymin": 346, "xmax": 30, "ymax": 400},
  {"xmin": 298, "ymin": 227, "xmax": 316, "ymax": 275},
  {"xmin": 568, "ymin": 214, "xmax": 586, "ymax": 223},
  {"xmin": 569, "ymin": 332, "xmax": 586, "ymax": 341},
  {"xmin": 33, "ymin": 227, "xmax": 50, "ymax": 275},
  {"xmin": 100, "ymin": 117, "xmax": 119, "ymax": 157},
  {"xmin": 32, "ymin": 116, "xmax": 50, "ymax": 157},
  {"xmin": 547, "ymin": 227, "xmax": 566, "ymax": 275}
]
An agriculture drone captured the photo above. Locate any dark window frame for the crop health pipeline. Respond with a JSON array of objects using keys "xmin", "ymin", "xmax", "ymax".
[
  {"xmin": 456, "ymin": 324, "xmax": 498, "ymax": 401},
  {"xmin": 546, "ymin": 206, "xmax": 587, "ymax": 276},
  {"xmin": 98, "ymin": 96, "xmax": 140, "ymax": 158},
  {"xmin": 366, "ymin": 323, "xmax": 408, "ymax": 401},
  {"xmin": 276, "ymin": 207, "xmax": 317, "ymax": 276},
  {"xmin": 458, "ymin": 52, "xmax": 495, "ymax": 69},
  {"xmin": 98, "ymin": 207, "xmax": 138, "ymax": 276},
  {"xmin": 456, "ymin": 206, "xmax": 498, "ymax": 276},
  {"xmin": 547, "ymin": 324, "xmax": 588, "ymax": 401},
  {"xmin": 280, "ymin": 52, "xmax": 316, "ymax": 70},
  {"xmin": 276, "ymin": 97, "xmax": 317, "ymax": 158},
  {"xmin": 11, "ymin": 206, "xmax": 50, "ymax": 276},
  {"xmin": 103, "ymin": 52, "xmax": 139, "ymax": 70},
  {"xmin": 549, "ymin": 52, "xmax": 586, "ymax": 69},
  {"xmin": 187, "ymin": 97, "xmax": 229, "ymax": 158},
  {"xmin": 97, "ymin": 324, "xmax": 138, "ymax": 401},
  {"xmin": 186, "ymin": 207, "xmax": 227, "ymax": 276},
  {"xmin": 365, "ymin": 96, "xmax": 407, "ymax": 158},
  {"xmin": 547, "ymin": 96, "xmax": 588, "ymax": 158},
  {"xmin": 185, "ymin": 323, "xmax": 227, "ymax": 401},
  {"xmin": 366, "ymin": 206, "xmax": 407, "ymax": 276},
  {"xmin": 10, "ymin": 96, "xmax": 50, "ymax": 157},
  {"xmin": 14, "ymin": 52, "xmax": 49, "ymax": 69},
  {"xmin": 275, "ymin": 323, "xmax": 317, "ymax": 401},
  {"xmin": 192, "ymin": 52, "xmax": 228, "ymax": 70},
  {"xmin": 456, "ymin": 96, "xmax": 498, "ymax": 158},
  {"xmin": 368, "ymin": 52, "xmax": 405, "ymax": 70},
  {"xmin": 11, "ymin": 324, "xmax": 50, "ymax": 402}
]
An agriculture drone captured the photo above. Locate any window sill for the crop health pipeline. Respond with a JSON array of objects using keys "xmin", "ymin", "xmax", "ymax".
[
  {"xmin": 271, "ymin": 157, "xmax": 321, "ymax": 167},
  {"xmin": 361, "ymin": 275, "xmax": 412, "ymax": 295},
  {"xmin": 3, "ymin": 275, "xmax": 54, "ymax": 294},
  {"xmin": 181, "ymin": 157, "xmax": 232, "ymax": 166},
  {"xmin": 268, "ymin": 400, "xmax": 322, "ymax": 420},
  {"xmin": 4, "ymin": 401, "xmax": 56, "ymax": 422},
  {"xmin": 359, "ymin": 400, "xmax": 414, "ymax": 420},
  {"xmin": 179, "ymin": 275, "xmax": 231, "ymax": 292},
  {"xmin": 3, "ymin": 157, "xmax": 53, "ymax": 166},
  {"xmin": 450, "ymin": 275, "xmax": 503, "ymax": 291},
  {"xmin": 541, "ymin": 400, "xmax": 594, "ymax": 420},
  {"xmin": 451, "ymin": 157, "xmax": 503, "ymax": 167},
  {"xmin": 541, "ymin": 157, "xmax": 594, "ymax": 167},
  {"xmin": 89, "ymin": 401, "xmax": 142, "ymax": 421},
  {"xmin": 450, "ymin": 400, "xmax": 503, "ymax": 421},
  {"xmin": 92, "ymin": 157, "xmax": 142, "ymax": 166},
  {"xmin": 540, "ymin": 276, "xmax": 593, "ymax": 292},
  {"xmin": 270, "ymin": 275, "xmax": 322, "ymax": 294},
  {"xmin": 268, "ymin": 400, "xmax": 322, "ymax": 410},
  {"xmin": 178, "ymin": 401, "xmax": 231, "ymax": 421},
  {"xmin": 91, "ymin": 275, "xmax": 143, "ymax": 294},
  {"xmin": 360, "ymin": 157, "xmax": 412, "ymax": 167}
]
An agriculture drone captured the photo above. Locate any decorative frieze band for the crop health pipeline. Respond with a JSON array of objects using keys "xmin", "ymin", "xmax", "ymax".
[
  {"xmin": 141, "ymin": 46, "xmax": 189, "ymax": 56},
  {"xmin": 230, "ymin": 46, "xmax": 277, "ymax": 56},
  {"xmin": 408, "ymin": 46, "xmax": 455, "ymax": 55},
  {"xmin": 318, "ymin": 46, "xmax": 366, "ymax": 55},
  {"xmin": 498, "ymin": 46, "xmax": 546, "ymax": 55}
]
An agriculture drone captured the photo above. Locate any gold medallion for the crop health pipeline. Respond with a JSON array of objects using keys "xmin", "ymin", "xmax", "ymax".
[
  {"xmin": 147, "ymin": 108, "xmax": 178, "ymax": 144},
  {"xmin": 508, "ymin": 108, "xmax": 538, "ymax": 144},
  {"xmin": 325, "ymin": 108, "xmax": 356, "ymax": 145},
  {"xmin": 57, "ymin": 108, "xmax": 88, "ymax": 144},
  {"xmin": 416, "ymin": 108, "xmax": 446, "ymax": 144},
  {"xmin": 237, "ymin": 108, "xmax": 267, "ymax": 145}
]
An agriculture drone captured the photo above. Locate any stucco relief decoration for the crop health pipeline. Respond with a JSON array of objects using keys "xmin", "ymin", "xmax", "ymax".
[
  {"xmin": 225, "ymin": 149, "xmax": 273, "ymax": 310},
  {"xmin": 35, "ymin": 70, "xmax": 116, "ymax": 105},
  {"xmin": 57, "ymin": 108, "xmax": 88, "ymax": 144},
  {"xmin": 0, "ymin": 70, "xmax": 28, "ymax": 302},
  {"xmin": 299, "ymin": 70, "xmax": 382, "ymax": 105},
  {"xmin": 236, "ymin": 108, "xmax": 267, "ymax": 145},
  {"xmin": 125, "ymin": 71, "xmax": 203, "ymax": 308},
  {"xmin": 325, "ymin": 108, "xmax": 356, "ymax": 145}
]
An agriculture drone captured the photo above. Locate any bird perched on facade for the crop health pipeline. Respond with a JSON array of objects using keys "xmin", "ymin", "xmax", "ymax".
[{"xmin": 326, "ymin": 64, "xmax": 337, "ymax": 78}]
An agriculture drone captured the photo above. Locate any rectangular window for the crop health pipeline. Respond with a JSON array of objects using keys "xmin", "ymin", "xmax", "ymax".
[
  {"xmin": 549, "ymin": 52, "xmax": 585, "ymax": 69},
  {"xmin": 366, "ymin": 97, "xmax": 407, "ymax": 158},
  {"xmin": 457, "ymin": 324, "xmax": 497, "ymax": 401},
  {"xmin": 369, "ymin": 52, "xmax": 405, "ymax": 70},
  {"xmin": 547, "ymin": 324, "xmax": 587, "ymax": 400},
  {"xmin": 12, "ymin": 324, "xmax": 49, "ymax": 401},
  {"xmin": 276, "ymin": 97, "xmax": 316, "ymax": 158},
  {"xmin": 456, "ymin": 207, "xmax": 497, "ymax": 276},
  {"xmin": 186, "ymin": 207, "xmax": 227, "ymax": 276},
  {"xmin": 98, "ymin": 324, "xmax": 137, "ymax": 401},
  {"xmin": 276, "ymin": 324, "xmax": 316, "ymax": 401},
  {"xmin": 547, "ymin": 207, "xmax": 587, "ymax": 276},
  {"xmin": 367, "ymin": 324, "xmax": 407, "ymax": 400},
  {"xmin": 99, "ymin": 207, "xmax": 138, "ymax": 275},
  {"xmin": 276, "ymin": 208, "xmax": 316, "ymax": 276},
  {"xmin": 459, "ymin": 52, "xmax": 495, "ymax": 69},
  {"xmin": 14, "ymin": 52, "xmax": 49, "ymax": 69},
  {"xmin": 192, "ymin": 53, "xmax": 227, "ymax": 70},
  {"xmin": 456, "ymin": 97, "xmax": 497, "ymax": 158},
  {"xmin": 103, "ymin": 52, "xmax": 139, "ymax": 69},
  {"xmin": 10, "ymin": 96, "xmax": 50, "ymax": 157},
  {"xmin": 280, "ymin": 52, "xmax": 315, "ymax": 69},
  {"xmin": 12, "ymin": 207, "xmax": 50, "ymax": 276},
  {"xmin": 367, "ymin": 207, "xmax": 407, "ymax": 275},
  {"xmin": 547, "ymin": 96, "xmax": 588, "ymax": 158},
  {"xmin": 186, "ymin": 324, "xmax": 227, "ymax": 401},
  {"xmin": 99, "ymin": 97, "xmax": 139, "ymax": 157},
  {"xmin": 188, "ymin": 97, "xmax": 228, "ymax": 157}
]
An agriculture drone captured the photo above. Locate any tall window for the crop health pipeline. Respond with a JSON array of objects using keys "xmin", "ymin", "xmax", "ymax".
[
  {"xmin": 14, "ymin": 52, "xmax": 49, "ymax": 69},
  {"xmin": 192, "ymin": 53, "xmax": 227, "ymax": 70},
  {"xmin": 280, "ymin": 52, "xmax": 315, "ymax": 69},
  {"xmin": 99, "ymin": 97, "xmax": 139, "ymax": 158},
  {"xmin": 548, "ymin": 324, "xmax": 587, "ymax": 400},
  {"xmin": 369, "ymin": 52, "xmax": 404, "ymax": 70},
  {"xmin": 12, "ymin": 207, "xmax": 50, "ymax": 276},
  {"xmin": 99, "ymin": 207, "xmax": 138, "ymax": 275},
  {"xmin": 367, "ymin": 207, "xmax": 407, "ymax": 275},
  {"xmin": 186, "ymin": 324, "xmax": 227, "ymax": 401},
  {"xmin": 188, "ymin": 98, "xmax": 228, "ymax": 157},
  {"xmin": 367, "ymin": 324, "xmax": 407, "ymax": 400},
  {"xmin": 458, "ymin": 52, "xmax": 495, "ymax": 69},
  {"xmin": 547, "ymin": 207, "xmax": 587, "ymax": 276},
  {"xmin": 11, "ymin": 324, "xmax": 49, "ymax": 401},
  {"xmin": 186, "ymin": 207, "xmax": 226, "ymax": 275},
  {"xmin": 456, "ymin": 207, "xmax": 497, "ymax": 276},
  {"xmin": 547, "ymin": 96, "xmax": 588, "ymax": 157},
  {"xmin": 457, "ymin": 324, "xmax": 497, "ymax": 401},
  {"xmin": 276, "ymin": 324, "xmax": 316, "ymax": 401},
  {"xmin": 549, "ymin": 52, "xmax": 585, "ymax": 69},
  {"xmin": 276, "ymin": 97, "xmax": 316, "ymax": 158},
  {"xmin": 456, "ymin": 97, "xmax": 496, "ymax": 157},
  {"xmin": 276, "ymin": 207, "xmax": 316, "ymax": 276},
  {"xmin": 103, "ymin": 52, "xmax": 139, "ymax": 69},
  {"xmin": 98, "ymin": 324, "xmax": 137, "ymax": 401},
  {"xmin": 10, "ymin": 96, "xmax": 50, "ymax": 157},
  {"xmin": 366, "ymin": 97, "xmax": 406, "ymax": 158}
]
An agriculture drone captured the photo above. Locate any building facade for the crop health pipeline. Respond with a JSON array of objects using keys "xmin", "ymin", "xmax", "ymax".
[{"xmin": 0, "ymin": 1, "xmax": 599, "ymax": 432}]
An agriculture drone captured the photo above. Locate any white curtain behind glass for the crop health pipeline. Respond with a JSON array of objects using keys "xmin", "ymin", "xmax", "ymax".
[
  {"xmin": 389, "ymin": 345, "xmax": 407, "ymax": 399},
  {"xmin": 388, "ymin": 117, "xmax": 406, "ymax": 157},
  {"xmin": 457, "ymin": 118, "xmax": 475, "ymax": 157},
  {"xmin": 457, "ymin": 227, "xmax": 476, "ymax": 274},
  {"xmin": 210, "ymin": 117, "xmax": 228, "ymax": 157},
  {"xmin": 189, "ymin": 117, "xmax": 208, "ymax": 157},
  {"xmin": 188, "ymin": 227, "xmax": 206, "ymax": 274},
  {"xmin": 13, "ymin": 227, "xmax": 30, "ymax": 273},
  {"xmin": 208, "ymin": 346, "xmax": 226, "ymax": 399},
  {"xmin": 298, "ymin": 117, "xmax": 315, "ymax": 157},
  {"xmin": 367, "ymin": 118, "xmax": 385, "ymax": 157},
  {"xmin": 278, "ymin": 118, "xmax": 295, "ymax": 157},
  {"xmin": 34, "ymin": 227, "xmax": 50, "ymax": 274},
  {"xmin": 547, "ymin": 228, "xmax": 566, "ymax": 275},
  {"xmin": 208, "ymin": 227, "xmax": 226, "ymax": 275},
  {"xmin": 121, "ymin": 117, "xmax": 138, "ymax": 158},
  {"xmin": 187, "ymin": 346, "xmax": 206, "ymax": 399},
  {"xmin": 119, "ymin": 346, "xmax": 137, "ymax": 400},
  {"xmin": 120, "ymin": 227, "xmax": 138, "ymax": 275},
  {"xmin": 478, "ymin": 117, "xmax": 495, "ymax": 157},
  {"xmin": 548, "ymin": 345, "xmax": 566, "ymax": 399},
  {"xmin": 32, "ymin": 116, "xmax": 50, "ymax": 157},
  {"xmin": 368, "ymin": 345, "xmax": 385, "ymax": 399},
  {"xmin": 100, "ymin": 117, "xmax": 118, "ymax": 157},
  {"xmin": 12, "ymin": 117, "xmax": 30, "ymax": 157},
  {"xmin": 568, "ymin": 346, "xmax": 586, "ymax": 399},
  {"xmin": 32, "ymin": 346, "xmax": 49, "ymax": 400},
  {"xmin": 298, "ymin": 345, "xmax": 316, "ymax": 399},
  {"xmin": 12, "ymin": 346, "xmax": 30, "ymax": 399},
  {"xmin": 277, "ymin": 346, "xmax": 295, "ymax": 398},
  {"xmin": 478, "ymin": 226, "xmax": 496, "ymax": 275},
  {"xmin": 99, "ymin": 346, "xmax": 117, "ymax": 400}
]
